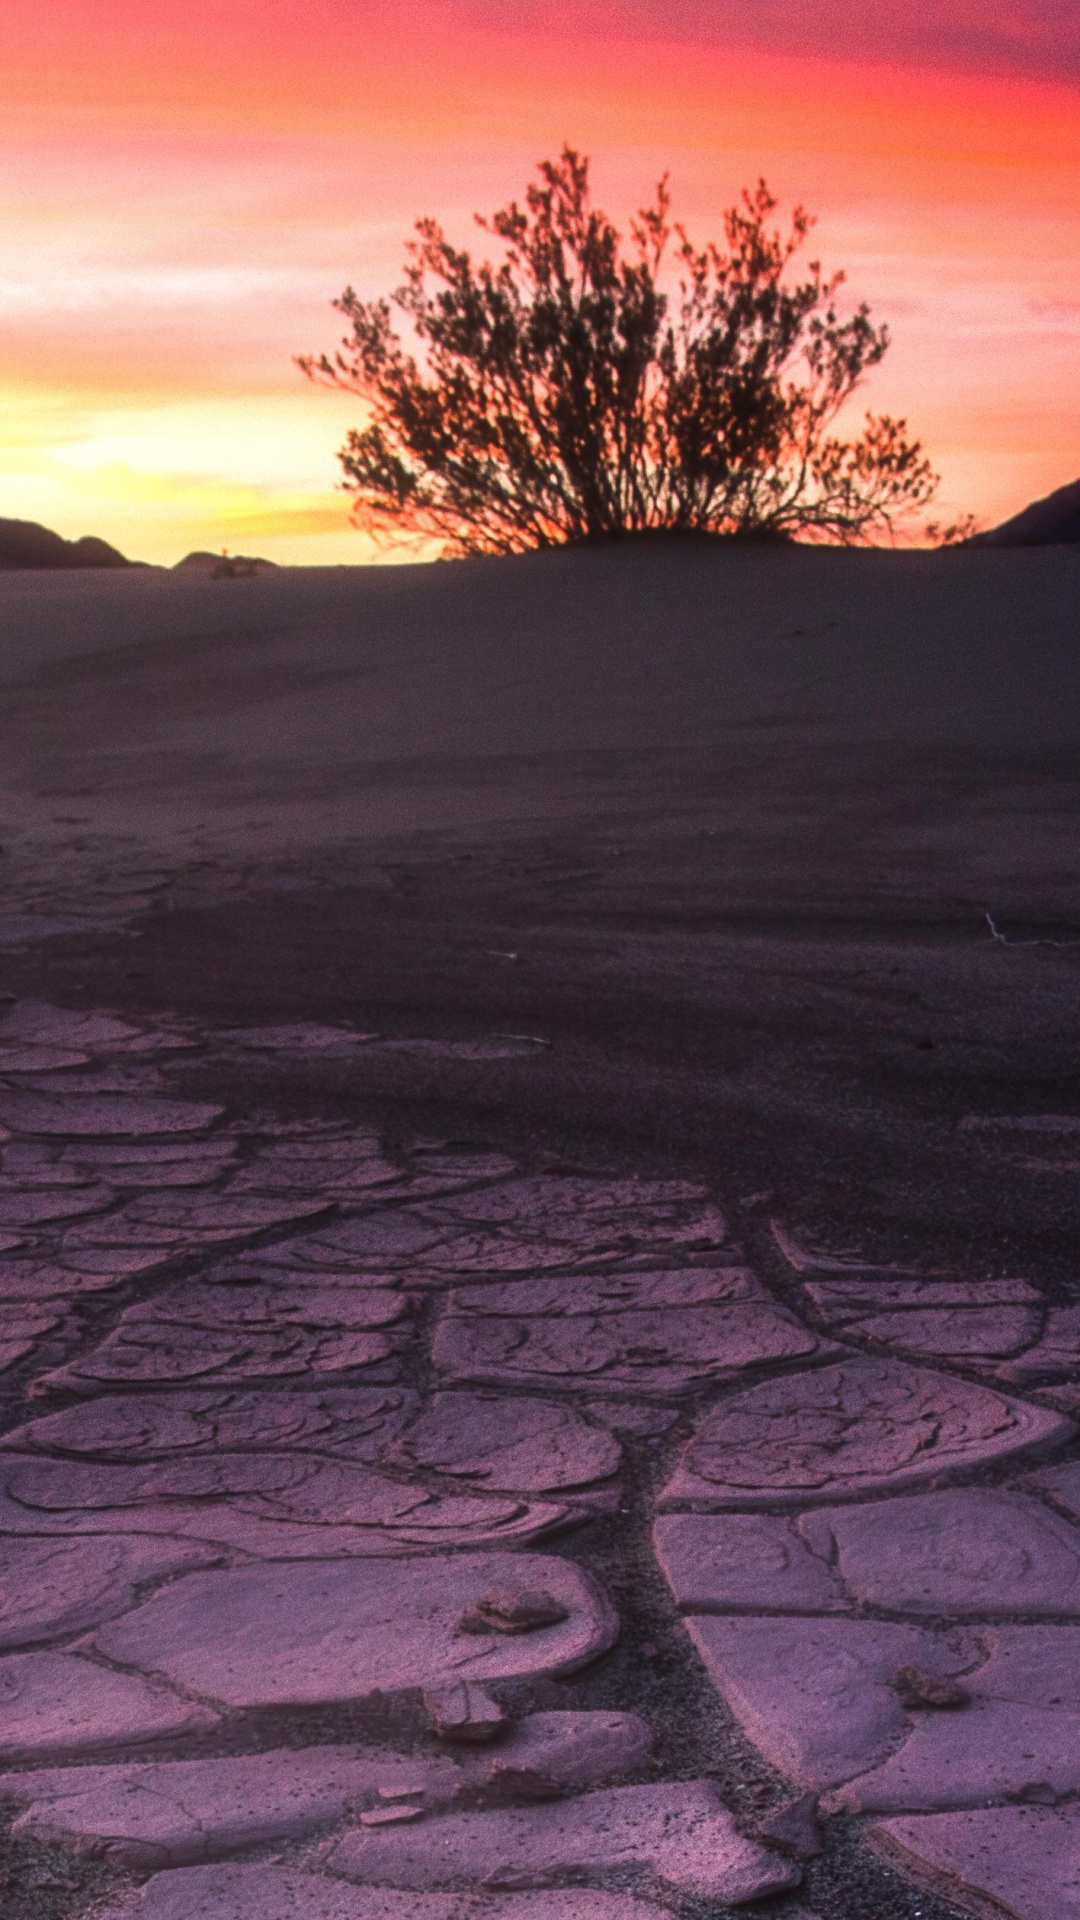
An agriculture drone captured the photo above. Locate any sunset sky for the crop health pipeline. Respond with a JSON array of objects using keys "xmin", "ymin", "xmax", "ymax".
[{"xmin": 3, "ymin": 0, "xmax": 1078, "ymax": 565}]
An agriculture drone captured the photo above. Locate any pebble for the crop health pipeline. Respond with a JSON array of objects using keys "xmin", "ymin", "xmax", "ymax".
[
  {"xmin": 755, "ymin": 1792, "xmax": 823, "ymax": 1859},
  {"xmin": 423, "ymin": 1683, "xmax": 508, "ymax": 1743}
]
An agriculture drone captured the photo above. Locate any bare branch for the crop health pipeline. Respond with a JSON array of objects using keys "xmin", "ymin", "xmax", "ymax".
[{"xmin": 300, "ymin": 148, "xmax": 947, "ymax": 554}]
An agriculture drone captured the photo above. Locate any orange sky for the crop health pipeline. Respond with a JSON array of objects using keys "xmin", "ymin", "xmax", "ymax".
[{"xmin": 2, "ymin": 0, "xmax": 1078, "ymax": 563}]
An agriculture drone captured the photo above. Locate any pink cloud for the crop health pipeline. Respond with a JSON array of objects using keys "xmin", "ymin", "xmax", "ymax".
[{"xmin": 467, "ymin": 1, "xmax": 1080, "ymax": 84}]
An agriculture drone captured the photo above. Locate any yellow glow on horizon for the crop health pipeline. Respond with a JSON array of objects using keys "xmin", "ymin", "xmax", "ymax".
[
  {"xmin": 0, "ymin": 388, "xmax": 377, "ymax": 566},
  {"xmin": 1, "ymin": 3, "xmax": 1077, "ymax": 561}
]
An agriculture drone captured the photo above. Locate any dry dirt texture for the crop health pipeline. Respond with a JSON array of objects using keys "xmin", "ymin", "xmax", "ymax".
[{"xmin": 0, "ymin": 544, "xmax": 1078, "ymax": 1920}]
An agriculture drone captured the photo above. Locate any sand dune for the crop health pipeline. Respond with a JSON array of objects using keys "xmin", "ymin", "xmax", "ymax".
[
  {"xmin": 2, "ymin": 540, "xmax": 1078, "ymax": 1306},
  {"xmin": 1, "ymin": 546, "xmax": 1077, "ymax": 842}
]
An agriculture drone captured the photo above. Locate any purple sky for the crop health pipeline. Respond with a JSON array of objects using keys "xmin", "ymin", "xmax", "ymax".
[{"xmin": 470, "ymin": 1, "xmax": 1080, "ymax": 85}]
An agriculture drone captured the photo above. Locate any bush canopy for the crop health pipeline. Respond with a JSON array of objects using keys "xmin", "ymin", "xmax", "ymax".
[{"xmin": 299, "ymin": 149, "xmax": 940, "ymax": 555}]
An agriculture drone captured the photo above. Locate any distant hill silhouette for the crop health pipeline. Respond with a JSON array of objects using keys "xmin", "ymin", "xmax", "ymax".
[
  {"xmin": 971, "ymin": 478, "xmax": 1080, "ymax": 547},
  {"xmin": 0, "ymin": 518, "xmax": 137, "ymax": 570},
  {"xmin": 174, "ymin": 551, "xmax": 278, "ymax": 577}
]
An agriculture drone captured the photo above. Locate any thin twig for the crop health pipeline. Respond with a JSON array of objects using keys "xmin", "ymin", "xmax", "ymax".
[{"xmin": 984, "ymin": 911, "xmax": 1080, "ymax": 949}]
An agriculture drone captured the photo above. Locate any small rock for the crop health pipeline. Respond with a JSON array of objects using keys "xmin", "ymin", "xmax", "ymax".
[
  {"xmin": 460, "ymin": 1589, "xmax": 569, "ymax": 1635},
  {"xmin": 358, "ymin": 1804, "xmax": 425, "ymax": 1826},
  {"xmin": 894, "ymin": 1667, "xmax": 970, "ymax": 1711},
  {"xmin": 756, "ymin": 1792, "xmax": 823, "ymax": 1859},
  {"xmin": 424, "ymin": 1682, "xmax": 508, "ymax": 1743}
]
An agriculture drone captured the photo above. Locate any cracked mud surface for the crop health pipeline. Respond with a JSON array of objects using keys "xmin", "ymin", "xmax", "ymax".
[
  {"xmin": 1, "ymin": 547, "xmax": 1079, "ymax": 1918},
  {"xmin": 0, "ymin": 995, "xmax": 1076, "ymax": 1920}
]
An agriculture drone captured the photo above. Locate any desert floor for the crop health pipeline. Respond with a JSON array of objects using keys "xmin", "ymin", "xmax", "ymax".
[{"xmin": 0, "ymin": 544, "xmax": 1078, "ymax": 1920}]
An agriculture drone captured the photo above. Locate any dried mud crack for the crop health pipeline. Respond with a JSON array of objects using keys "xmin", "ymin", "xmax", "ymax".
[
  {"xmin": 0, "ymin": 996, "xmax": 1073, "ymax": 1920},
  {"xmin": 3, "ymin": 547, "xmax": 1080, "ymax": 1918}
]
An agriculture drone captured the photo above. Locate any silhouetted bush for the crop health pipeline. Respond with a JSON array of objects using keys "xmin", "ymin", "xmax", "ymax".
[{"xmin": 300, "ymin": 149, "xmax": 939, "ymax": 554}]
